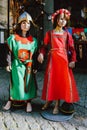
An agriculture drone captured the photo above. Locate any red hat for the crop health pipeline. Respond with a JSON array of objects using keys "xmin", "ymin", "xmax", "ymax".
[{"xmin": 51, "ymin": 9, "xmax": 71, "ymax": 23}]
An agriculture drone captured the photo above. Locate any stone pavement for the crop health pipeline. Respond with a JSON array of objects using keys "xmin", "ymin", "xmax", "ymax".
[{"xmin": 0, "ymin": 68, "xmax": 87, "ymax": 130}]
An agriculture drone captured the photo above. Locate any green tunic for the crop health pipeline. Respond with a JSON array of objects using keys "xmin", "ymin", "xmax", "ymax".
[{"xmin": 7, "ymin": 34, "xmax": 38, "ymax": 101}]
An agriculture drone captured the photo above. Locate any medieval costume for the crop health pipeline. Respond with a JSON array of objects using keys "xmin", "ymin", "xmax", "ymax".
[
  {"xmin": 3, "ymin": 11, "xmax": 38, "ymax": 112},
  {"xmin": 38, "ymin": 9, "xmax": 79, "ymax": 114},
  {"xmin": 41, "ymin": 30, "xmax": 79, "ymax": 103},
  {"xmin": 7, "ymin": 34, "xmax": 38, "ymax": 101}
]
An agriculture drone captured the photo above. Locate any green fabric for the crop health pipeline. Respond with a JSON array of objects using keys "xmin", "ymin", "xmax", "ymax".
[
  {"xmin": 7, "ymin": 35, "xmax": 38, "ymax": 101},
  {"xmin": 84, "ymin": 28, "xmax": 87, "ymax": 33}
]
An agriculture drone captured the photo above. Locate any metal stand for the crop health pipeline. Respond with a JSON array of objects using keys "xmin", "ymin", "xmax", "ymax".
[{"xmin": 41, "ymin": 109, "xmax": 74, "ymax": 122}]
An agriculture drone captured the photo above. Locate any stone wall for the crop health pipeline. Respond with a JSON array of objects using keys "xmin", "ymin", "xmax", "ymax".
[{"xmin": 0, "ymin": 0, "xmax": 7, "ymax": 26}]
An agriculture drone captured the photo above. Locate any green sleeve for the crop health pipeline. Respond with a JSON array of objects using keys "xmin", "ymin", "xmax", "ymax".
[{"xmin": 7, "ymin": 35, "xmax": 15, "ymax": 51}]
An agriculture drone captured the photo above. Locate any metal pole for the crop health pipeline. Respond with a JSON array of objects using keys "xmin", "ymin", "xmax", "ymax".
[{"xmin": 7, "ymin": 0, "xmax": 10, "ymax": 37}]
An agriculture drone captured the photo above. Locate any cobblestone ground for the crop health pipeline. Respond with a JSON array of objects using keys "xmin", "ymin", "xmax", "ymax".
[{"xmin": 0, "ymin": 68, "xmax": 87, "ymax": 130}]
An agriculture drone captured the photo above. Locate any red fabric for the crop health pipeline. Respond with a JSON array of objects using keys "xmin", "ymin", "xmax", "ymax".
[
  {"xmin": 41, "ymin": 31, "xmax": 79, "ymax": 103},
  {"xmin": 67, "ymin": 31, "xmax": 77, "ymax": 62},
  {"xmin": 40, "ymin": 31, "xmax": 51, "ymax": 55},
  {"xmin": 27, "ymin": 35, "xmax": 33, "ymax": 42},
  {"xmin": 39, "ymin": 47, "xmax": 46, "ymax": 55},
  {"xmin": 72, "ymin": 28, "xmax": 84, "ymax": 35},
  {"xmin": 15, "ymin": 34, "xmax": 33, "ymax": 44}
]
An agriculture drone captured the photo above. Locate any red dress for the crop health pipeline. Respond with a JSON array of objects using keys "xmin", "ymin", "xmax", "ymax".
[{"xmin": 41, "ymin": 30, "xmax": 79, "ymax": 103}]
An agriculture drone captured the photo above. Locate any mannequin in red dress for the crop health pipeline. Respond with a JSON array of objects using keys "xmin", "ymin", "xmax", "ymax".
[{"xmin": 38, "ymin": 9, "xmax": 79, "ymax": 114}]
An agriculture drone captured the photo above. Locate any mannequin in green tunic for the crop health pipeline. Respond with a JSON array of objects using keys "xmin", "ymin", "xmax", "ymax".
[{"xmin": 3, "ymin": 12, "xmax": 38, "ymax": 112}]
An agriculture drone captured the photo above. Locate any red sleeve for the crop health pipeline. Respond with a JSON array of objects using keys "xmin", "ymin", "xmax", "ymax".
[
  {"xmin": 44, "ymin": 31, "xmax": 51, "ymax": 45},
  {"xmin": 67, "ymin": 32, "xmax": 76, "ymax": 62},
  {"xmin": 40, "ymin": 31, "xmax": 51, "ymax": 55}
]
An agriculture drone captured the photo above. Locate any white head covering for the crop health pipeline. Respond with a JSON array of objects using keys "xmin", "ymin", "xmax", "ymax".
[{"xmin": 18, "ymin": 11, "xmax": 32, "ymax": 23}]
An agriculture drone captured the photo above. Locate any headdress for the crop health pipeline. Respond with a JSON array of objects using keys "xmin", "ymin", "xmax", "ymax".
[
  {"xmin": 51, "ymin": 9, "xmax": 71, "ymax": 23},
  {"xmin": 18, "ymin": 11, "xmax": 32, "ymax": 23}
]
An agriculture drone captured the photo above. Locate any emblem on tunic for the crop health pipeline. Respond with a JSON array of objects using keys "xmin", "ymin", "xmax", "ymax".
[{"xmin": 18, "ymin": 49, "xmax": 30, "ymax": 62}]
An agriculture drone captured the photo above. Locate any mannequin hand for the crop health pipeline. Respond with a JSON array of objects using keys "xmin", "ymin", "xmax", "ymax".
[
  {"xmin": 69, "ymin": 61, "xmax": 75, "ymax": 69},
  {"xmin": 6, "ymin": 65, "xmax": 12, "ymax": 72},
  {"xmin": 37, "ymin": 53, "xmax": 44, "ymax": 64}
]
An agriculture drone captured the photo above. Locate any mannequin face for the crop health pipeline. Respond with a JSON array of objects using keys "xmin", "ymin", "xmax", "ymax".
[
  {"xmin": 21, "ymin": 20, "xmax": 30, "ymax": 32},
  {"xmin": 57, "ymin": 13, "xmax": 67, "ymax": 27}
]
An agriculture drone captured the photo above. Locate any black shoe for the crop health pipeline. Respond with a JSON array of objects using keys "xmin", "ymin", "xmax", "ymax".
[{"xmin": 59, "ymin": 102, "xmax": 75, "ymax": 115}]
